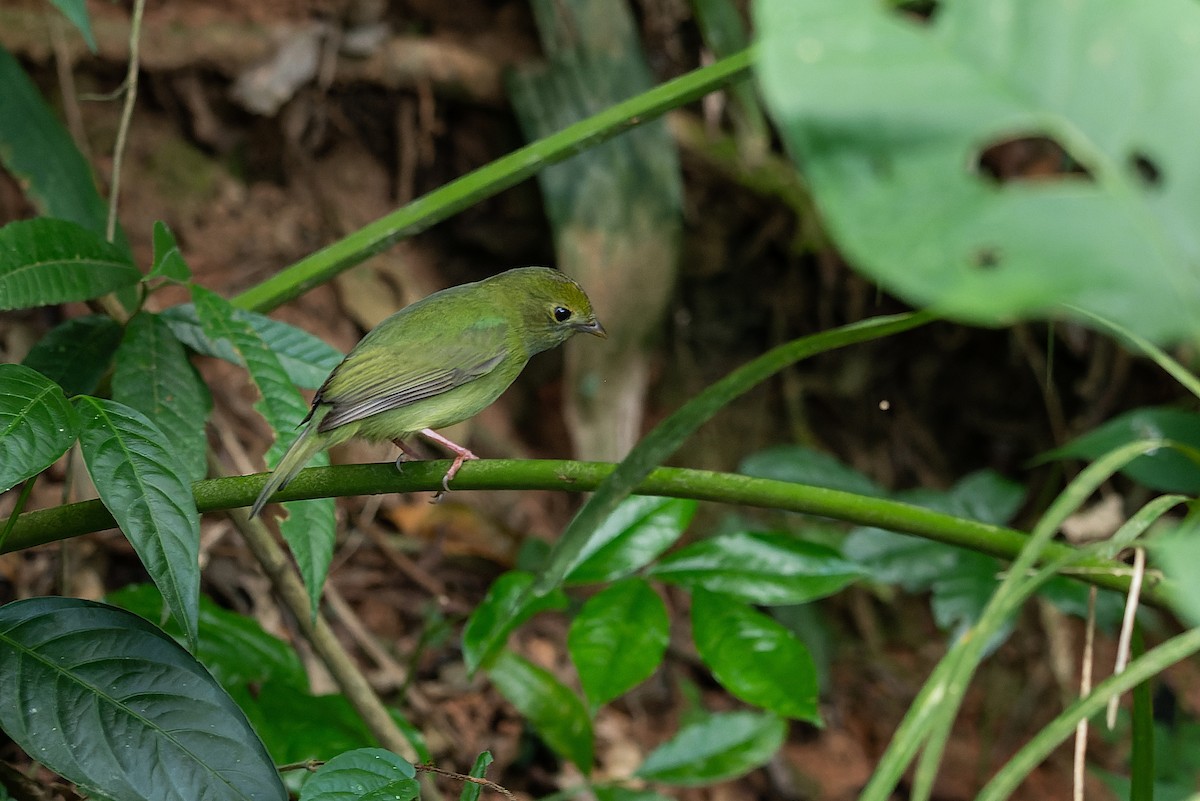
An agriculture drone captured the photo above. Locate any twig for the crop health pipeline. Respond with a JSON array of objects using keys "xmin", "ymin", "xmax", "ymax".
[
  {"xmin": 1073, "ymin": 586, "xmax": 1097, "ymax": 801},
  {"xmin": 1107, "ymin": 547, "xmax": 1146, "ymax": 729},
  {"xmin": 415, "ymin": 764, "xmax": 517, "ymax": 801},
  {"xmin": 106, "ymin": 0, "xmax": 145, "ymax": 244}
]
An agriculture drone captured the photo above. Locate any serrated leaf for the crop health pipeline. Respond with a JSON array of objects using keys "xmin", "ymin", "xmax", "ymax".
[
  {"xmin": 299, "ymin": 748, "xmax": 417, "ymax": 801},
  {"xmin": 0, "ymin": 46, "xmax": 113, "ymax": 239},
  {"xmin": 648, "ymin": 531, "xmax": 864, "ymax": 605},
  {"xmin": 0, "ymin": 218, "xmax": 138, "ymax": 310},
  {"xmin": 564, "ymin": 496, "xmax": 696, "ymax": 585},
  {"xmin": 113, "ymin": 313, "xmax": 211, "ymax": 484},
  {"xmin": 488, "ymin": 650, "xmax": 594, "ymax": 772},
  {"xmin": 21, "ymin": 314, "xmax": 123, "ymax": 396},
  {"xmin": 0, "ymin": 363, "xmax": 78, "ymax": 494},
  {"xmin": 148, "ymin": 221, "xmax": 191, "ymax": 282},
  {"xmin": 75, "ymin": 396, "xmax": 200, "ymax": 647},
  {"xmin": 458, "ymin": 752, "xmax": 494, "ymax": 801},
  {"xmin": 740, "ymin": 444, "xmax": 887, "ymax": 497},
  {"xmin": 462, "ymin": 571, "xmax": 568, "ymax": 674},
  {"xmin": 635, "ymin": 710, "xmax": 785, "ymax": 785},
  {"xmin": 1042, "ymin": 407, "xmax": 1200, "ymax": 493},
  {"xmin": 107, "ymin": 584, "xmax": 307, "ymax": 690},
  {"xmin": 756, "ymin": 0, "xmax": 1200, "ymax": 343},
  {"xmin": 161, "ymin": 303, "xmax": 343, "ymax": 390},
  {"xmin": 191, "ymin": 286, "xmax": 335, "ymax": 617},
  {"xmin": 0, "ymin": 597, "xmax": 285, "ymax": 801},
  {"xmin": 691, "ymin": 590, "xmax": 819, "ymax": 722},
  {"xmin": 568, "ymin": 579, "xmax": 668, "ymax": 710}
]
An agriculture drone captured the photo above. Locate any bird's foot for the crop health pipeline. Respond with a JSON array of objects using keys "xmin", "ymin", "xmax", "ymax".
[{"xmin": 421, "ymin": 428, "xmax": 478, "ymax": 503}]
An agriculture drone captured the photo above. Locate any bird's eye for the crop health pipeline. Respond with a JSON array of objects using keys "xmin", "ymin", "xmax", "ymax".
[{"xmin": 553, "ymin": 306, "xmax": 572, "ymax": 322}]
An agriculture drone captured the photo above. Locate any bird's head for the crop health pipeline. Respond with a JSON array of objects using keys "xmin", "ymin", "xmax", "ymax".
[{"xmin": 494, "ymin": 266, "xmax": 606, "ymax": 354}]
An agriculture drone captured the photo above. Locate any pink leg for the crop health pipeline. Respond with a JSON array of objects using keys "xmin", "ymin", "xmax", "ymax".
[
  {"xmin": 391, "ymin": 438, "xmax": 422, "ymax": 468},
  {"xmin": 419, "ymin": 428, "xmax": 479, "ymax": 497}
]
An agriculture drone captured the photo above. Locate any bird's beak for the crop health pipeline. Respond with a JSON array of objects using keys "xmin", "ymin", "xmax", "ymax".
[{"xmin": 575, "ymin": 318, "xmax": 607, "ymax": 339}]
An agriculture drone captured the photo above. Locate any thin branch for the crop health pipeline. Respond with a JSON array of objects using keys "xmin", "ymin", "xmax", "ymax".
[{"xmin": 106, "ymin": 0, "xmax": 145, "ymax": 244}]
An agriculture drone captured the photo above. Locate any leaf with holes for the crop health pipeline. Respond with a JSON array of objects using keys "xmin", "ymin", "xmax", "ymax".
[
  {"xmin": 0, "ymin": 364, "xmax": 78, "ymax": 494},
  {"xmin": 0, "ymin": 597, "xmax": 285, "ymax": 801},
  {"xmin": 757, "ymin": 0, "xmax": 1200, "ymax": 342},
  {"xmin": 75, "ymin": 397, "xmax": 200, "ymax": 647}
]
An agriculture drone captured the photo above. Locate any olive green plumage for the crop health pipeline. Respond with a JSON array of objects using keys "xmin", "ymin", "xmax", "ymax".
[{"xmin": 250, "ymin": 267, "xmax": 605, "ymax": 517}]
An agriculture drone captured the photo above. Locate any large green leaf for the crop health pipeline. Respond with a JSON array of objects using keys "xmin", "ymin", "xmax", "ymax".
[
  {"xmin": 0, "ymin": 218, "xmax": 139, "ymax": 310},
  {"xmin": 0, "ymin": 46, "xmax": 112, "ymax": 238},
  {"xmin": 191, "ymin": 286, "xmax": 335, "ymax": 617},
  {"xmin": 563, "ymin": 496, "xmax": 696, "ymax": 585},
  {"xmin": 635, "ymin": 710, "xmax": 785, "ymax": 785},
  {"xmin": 0, "ymin": 364, "xmax": 78, "ymax": 494},
  {"xmin": 648, "ymin": 530, "xmax": 864, "ymax": 604},
  {"xmin": 113, "ymin": 313, "xmax": 212, "ymax": 484},
  {"xmin": 161, "ymin": 302, "xmax": 343, "ymax": 390},
  {"xmin": 462, "ymin": 571, "xmax": 568, "ymax": 674},
  {"xmin": 756, "ymin": 0, "xmax": 1200, "ymax": 343},
  {"xmin": 75, "ymin": 397, "xmax": 200, "ymax": 647},
  {"xmin": 568, "ymin": 579, "xmax": 668, "ymax": 710},
  {"xmin": 0, "ymin": 597, "xmax": 284, "ymax": 801},
  {"xmin": 21, "ymin": 315, "xmax": 123, "ymax": 396},
  {"xmin": 299, "ymin": 749, "xmax": 417, "ymax": 801},
  {"xmin": 691, "ymin": 589, "xmax": 819, "ymax": 722},
  {"xmin": 488, "ymin": 650, "xmax": 594, "ymax": 772}
]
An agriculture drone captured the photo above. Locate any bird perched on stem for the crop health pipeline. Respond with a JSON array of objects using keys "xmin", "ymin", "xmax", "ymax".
[{"xmin": 250, "ymin": 266, "xmax": 606, "ymax": 517}]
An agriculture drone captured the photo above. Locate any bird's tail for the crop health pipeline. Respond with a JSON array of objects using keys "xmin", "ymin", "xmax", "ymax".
[{"xmin": 250, "ymin": 418, "xmax": 328, "ymax": 518}]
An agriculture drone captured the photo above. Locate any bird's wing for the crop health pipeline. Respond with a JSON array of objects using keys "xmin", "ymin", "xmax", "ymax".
[{"xmin": 315, "ymin": 320, "xmax": 510, "ymax": 432}]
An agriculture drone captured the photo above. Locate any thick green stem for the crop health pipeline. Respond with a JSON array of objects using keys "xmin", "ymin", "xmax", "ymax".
[{"xmin": 1, "ymin": 458, "xmax": 1160, "ymax": 604}]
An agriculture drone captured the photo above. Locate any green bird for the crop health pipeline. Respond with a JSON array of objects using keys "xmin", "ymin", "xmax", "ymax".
[{"xmin": 250, "ymin": 266, "xmax": 606, "ymax": 517}]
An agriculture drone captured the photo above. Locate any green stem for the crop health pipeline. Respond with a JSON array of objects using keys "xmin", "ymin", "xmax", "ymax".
[
  {"xmin": 0, "ymin": 458, "xmax": 1162, "ymax": 604},
  {"xmin": 231, "ymin": 47, "xmax": 756, "ymax": 314}
]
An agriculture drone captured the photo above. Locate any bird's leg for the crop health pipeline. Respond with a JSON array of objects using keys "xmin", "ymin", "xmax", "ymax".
[
  {"xmin": 391, "ymin": 438, "xmax": 422, "ymax": 470},
  {"xmin": 419, "ymin": 428, "xmax": 478, "ymax": 500}
]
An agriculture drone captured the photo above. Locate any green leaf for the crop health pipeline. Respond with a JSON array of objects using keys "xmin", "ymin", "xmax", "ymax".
[
  {"xmin": 21, "ymin": 314, "xmax": 123, "ymax": 396},
  {"xmin": 299, "ymin": 749, "xmax": 418, "ymax": 801},
  {"xmin": 741, "ymin": 445, "xmax": 887, "ymax": 497},
  {"xmin": 47, "ymin": 0, "xmax": 97, "ymax": 51},
  {"xmin": 462, "ymin": 571, "xmax": 568, "ymax": 673},
  {"xmin": 564, "ymin": 496, "xmax": 696, "ymax": 584},
  {"xmin": 1151, "ymin": 520, "xmax": 1200, "ymax": 628},
  {"xmin": 0, "ymin": 46, "xmax": 113, "ymax": 239},
  {"xmin": 1042, "ymin": 407, "xmax": 1200, "ymax": 493},
  {"xmin": 192, "ymin": 286, "xmax": 335, "ymax": 617},
  {"xmin": 0, "ymin": 597, "xmax": 285, "ymax": 801},
  {"xmin": 756, "ymin": 0, "xmax": 1200, "ymax": 343},
  {"xmin": 161, "ymin": 302, "xmax": 343, "ymax": 390},
  {"xmin": 0, "ymin": 218, "xmax": 139, "ymax": 310},
  {"xmin": 648, "ymin": 531, "xmax": 864, "ymax": 604},
  {"xmin": 592, "ymin": 789, "xmax": 674, "ymax": 801},
  {"xmin": 233, "ymin": 681, "xmax": 375, "ymax": 765},
  {"xmin": 635, "ymin": 710, "xmax": 786, "ymax": 785},
  {"xmin": 0, "ymin": 364, "xmax": 78, "ymax": 494},
  {"xmin": 488, "ymin": 650, "xmax": 594, "ymax": 772},
  {"xmin": 75, "ymin": 397, "xmax": 200, "ymax": 647},
  {"xmin": 107, "ymin": 584, "xmax": 307, "ymax": 690},
  {"xmin": 568, "ymin": 579, "xmax": 668, "ymax": 710},
  {"xmin": 691, "ymin": 589, "xmax": 819, "ymax": 722},
  {"xmin": 458, "ymin": 752, "xmax": 494, "ymax": 801},
  {"xmin": 147, "ymin": 221, "xmax": 192, "ymax": 282},
  {"xmin": 113, "ymin": 313, "xmax": 212, "ymax": 484}
]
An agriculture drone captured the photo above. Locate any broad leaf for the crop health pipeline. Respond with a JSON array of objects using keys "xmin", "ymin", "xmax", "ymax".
[
  {"xmin": 21, "ymin": 315, "xmax": 123, "ymax": 396},
  {"xmin": 0, "ymin": 364, "xmax": 79, "ymax": 494},
  {"xmin": 0, "ymin": 218, "xmax": 138, "ymax": 310},
  {"xmin": 756, "ymin": 0, "xmax": 1200, "ymax": 343},
  {"xmin": 691, "ymin": 589, "xmax": 820, "ymax": 722},
  {"xmin": 299, "ymin": 749, "xmax": 417, "ymax": 801},
  {"xmin": 192, "ymin": 286, "xmax": 335, "ymax": 617},
  {"xmin": 113, "ymin": 313, "xmax": 212, "ymax": 484},
  {"xmin": 635, "ymin": 710, "xmax": 785, "ymax": 785},
  {"xmin": 0, "ymin": 597, "xmax": 284, "ymax": 801},
  {"xmin": 148, "ymin": 221, "xmax": 192, "ymax": 282},
  {"xmin": 1042, "ymin": 407, "xmax": 1200, "ymax": 493},
  {"xmin": 75, "ymin": 397, "xmax": 200, "ymax": 647},
  {"xmin": 488, "ymin": 650, "xmax": 594, "ymax": 772},
  {"xmin": 741, "ymin": 444, "xmax": 887, "ymax": 497},
  {"xmin": 462, "ymin": 571, "xmax": 568, "ymax": 673},
  {"xmin": 648, "ymin": 531, "xmax": 864, "ymax": 604},
  {"xmin": 564, "ymin": 496, "xmax": 696, "ymax": 584},
  {"xmin": 1151, "ymin": 520, "xmax": 1200, "ymax": 628},
  {"xmin": 568, "ymin": 579, "xmax": 668, "ymax": 710},
  {"xmin": 162, "ymin": 302, "xmax": 343, "ymax": 390}
]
